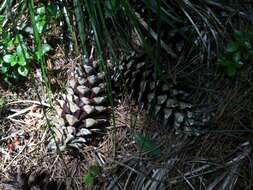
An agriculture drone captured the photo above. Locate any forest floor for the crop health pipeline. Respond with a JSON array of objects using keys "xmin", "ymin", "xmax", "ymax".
[{"xmin": 0, "ymin": 57, "xmax": 252, "ymax": 189}]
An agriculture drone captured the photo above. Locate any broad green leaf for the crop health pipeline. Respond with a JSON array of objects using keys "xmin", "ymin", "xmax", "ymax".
[
  {"xmin": 35, "ymin": 15, "xmax": 39, "ymax": 22},
  {"xmin": 35, "ymin": 44, "xmax": 49, "ymax": 59},
  {"xmin": 3, "ymin": 54, "xmax": 16, "ymax": 64},
  {"xmin": 83, "ymin": 165, "xmax": 102, "ymax": 187},
  {"xmin": 35, "ymin": 6, "xmax": 46, "ymax": 34},
  {"xmin": 16, "ymin": 45, "xmax": 30, "ymax": 64},
  {"xmin": 1, "ymin": 66, "xmax": 8, "ymax": 73},
  {"xmin": 0, "ymin": 15, "xmax": 5, "ymax": 23},
  {"xmin": 48, "ymin": 4, "xmax": 60, "ymax": 18},
  {"xmin": 16, "ymin": 45, "xmax": 23, "ymax": 56},
  {"xmin": 35, "ymin": 13, "xmax": 46, "ymax": 34},
  {"xmin": 134, "ymin": 133, "xmax": 161, "ymax": 157},
  {"xmin": 36, "ymin": 22, "xmax": 44, "ymax": 34},
  {"xmin": 16, "ymin": 45, "xmax": 28, "ymax": 58},
  {"xmin": 89, "ymin": 165, "xmax": 102, "ymax": 177},
  {"xmin": 2, "ymin": 32, "xmax": 11, "ymax": 45},
  {"xmin": 42, "ymin": 43, "xmax": 51, "ymax": 54},
  {"xmin": 18, "ymin": 56, "xmax": 27, "ymax": 66},
  {"xmin": 18, "ymin": 66, "xmax": 28, "ymax": 77},
  {"xmin": 14, "ymin": 34, "xmax": 24, "ymax": 44},
  {"xmin": 36, "ymin": 6, "xmax": 46, "ymax": 15},
  {"xmin": 83, "ymin": 174, "xmax": 94, "ymax": 186}
]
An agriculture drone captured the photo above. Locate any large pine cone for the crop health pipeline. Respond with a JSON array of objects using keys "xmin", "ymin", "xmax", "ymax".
[
  {"xmin": 114, "ymin": 52, "xmax": 211, "ymax": 135},
  {"xmin": 48, "ymin": 58, "xmax": 110, "ymax": 151}
]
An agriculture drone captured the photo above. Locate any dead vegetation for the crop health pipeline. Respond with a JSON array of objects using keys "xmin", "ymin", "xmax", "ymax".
[
  {"xmin": 0, "ymin": 1, "xmax": 253, "ymax": 190},
  {"xmin": 0, "ymin": 79, "xmax": 252, "ymax": 189}
]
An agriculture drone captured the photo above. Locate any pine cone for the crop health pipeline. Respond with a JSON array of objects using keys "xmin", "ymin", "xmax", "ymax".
[
  {"xmin": 48, "ymin": 58, "xmax": 110, "ymax": 151},
  {"xmin": 115, "ymin": 52, "xmax": 211, "ymax": 135}
]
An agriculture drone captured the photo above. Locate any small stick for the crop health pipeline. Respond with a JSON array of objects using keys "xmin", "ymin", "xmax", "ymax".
[
  {"xmin": 6, "ymin": 100, "xmax": 50, "ymax": 107},
  {"xmin": 7, "ymin": 105, "xmax": 37, "ymax": 119}
]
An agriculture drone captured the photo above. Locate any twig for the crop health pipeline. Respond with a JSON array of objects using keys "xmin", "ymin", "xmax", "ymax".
[
  {"xmin": 26, "ymin": 112, "xmax": 44, "ymax": 118},
  {"xmin": 6, "ymin": 100, "xmax": 50, "ymax": 107},
  {"xmin": 8, "ymin": 118, "xmax": 28, "ymax": 125},
  {"xmin": 7, "ymin": 105, "xmax": 37, "ymax": 119}
]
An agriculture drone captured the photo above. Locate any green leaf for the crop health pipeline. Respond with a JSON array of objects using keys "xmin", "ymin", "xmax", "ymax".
[
  {"xmin": 36, "ymin": 22, "xmax": 45, "ymax": 34},
  {"xmin": 35, "ymin": 44, "xmax": 50, "ymax": 59},
  {"xmin": 42, "ymin": 43, "xmax": 51, "ymax": 54},
  {"xmin": 134, "ymin": 133, "xmax": 161, "ymax": 157},
  {"xmin": 1, "ymin": 32, "xmax": 11, "ymax": 45},
  {"xmin": 3, "ymin": 54, "xmax": 14, "ymax": 63},
  {"xmin": 16, "ymin": 45, "xmax": 23, "ymax": 56},
  {"xmin": 35, "ymin": 6, "xmax": 46, "ymax": 34},
  {"xmin": 89, "ymin": 165, "xmax": 102, "ymax": 177},
  {"xmin": 14, "ymin": 34, "xmax": 24, "ymax": 44},
  {"xmin": 48, "ymin": 4, "xmax": 60, "ymax": 18},
  {"xmin": 226, "ymin": 42, "xmax": 239, "ymax": 53},
  {"xmin": 16, "ymin": 45, "xmax": 30, "ymax": 66},
  {"xmin": 3, "ymin": 54, "xmax": 17, "ymax": 66},
  {"xmin": 18, "ymin": 66, "xmax": 28, "ymax": 77},
  {"xmin": 35, "ymin": 50, "xmax": 42, "ymax": 60},
  {"xmin": 83, "ymin": 165, "xmax": 102, "ymax": 187},
  {"xmin": 1, "ymin": 66, "xmax": 8, "ymax": 73},
  {"xmin": 36, "ymin": 6, "xmax": 46, "ymax": 15},
  {"xmin": 83, "ymin": 174, "xmax": 94, "ymax": 186},
  {"xmin": 18, "ymin": 56, "xmax": 27, "ymax": 66},
  {"xmin": 0, "ymin": 15, "xmax": 5, "ymax": 23}
]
